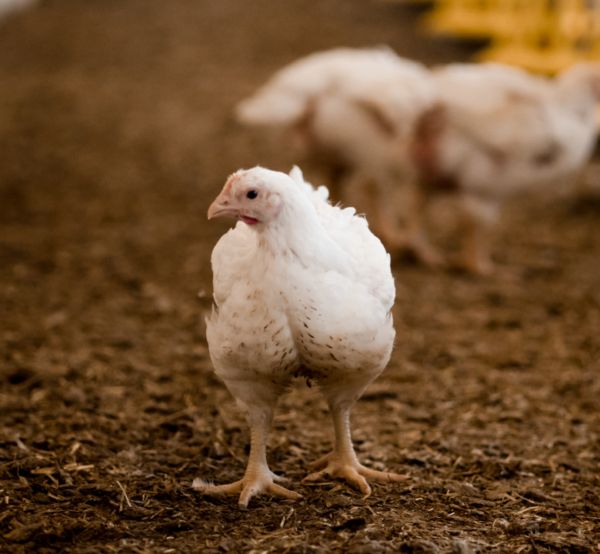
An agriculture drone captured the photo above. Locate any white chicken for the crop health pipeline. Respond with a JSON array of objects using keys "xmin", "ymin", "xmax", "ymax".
[
  {"xmin": 236, "ymin": 48, "xmax": 437, "ymax": 259},
  {"xmin": 0, "ymin": 0, "xmax": 35, "ymax": 20},
  {"xmin": 194, "ymin": 166, "xmax": 406, "ymax": 507},
  {"xmin": 408, "ymin": 61, "xmax": 600, "ymax": 274}
]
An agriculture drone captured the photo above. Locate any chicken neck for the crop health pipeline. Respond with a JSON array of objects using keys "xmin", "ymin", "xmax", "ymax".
[{"xmin": 257, "ymin": 200, "xmax": 353, "ymax": 278}]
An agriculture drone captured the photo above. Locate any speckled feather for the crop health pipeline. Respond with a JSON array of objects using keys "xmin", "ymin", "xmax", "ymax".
[{"xmin": 207, "ymin": 167, "xmax": 395, "ymax": 399}]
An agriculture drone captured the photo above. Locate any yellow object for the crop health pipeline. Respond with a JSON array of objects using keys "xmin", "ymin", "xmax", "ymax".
[
  {"xmin": 420, "ymin": 0, "xmax": 600, "ymax": 74},
  {"xmin": 422, "ymin": 0, "xmax": 526, "ymax": 39},
  {"xmin": 413, "ymin": 0, "xmax": 600, "ymax": 125},
  {"xmin": 478, "ymin": 0, "xmax": 600, "ymax": 74}
]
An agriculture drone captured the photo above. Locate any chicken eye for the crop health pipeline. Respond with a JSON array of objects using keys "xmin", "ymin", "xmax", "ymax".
[{"xmin": 246, "ymin": 190, "xmax": 258, "ymax": 199}]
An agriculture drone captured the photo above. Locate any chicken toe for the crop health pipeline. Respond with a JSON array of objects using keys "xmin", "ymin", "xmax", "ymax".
[
  {"xmin": 303, "ymin": 452, "xmax": 407, "ymax": 496},
  {"xmin": 193, "ymin": 471, "xmax": 301, "ymax": 508},
  {"xmin": 305, "ymin": 403, "xmax": 409, "ymax": 495},
  {"xmin": 238, "ymin": 475, "xmax": 302, "ymax": 508},
  {"xmin": 193, "ymin": 413, "xmax": 301, "ymax": 507}
]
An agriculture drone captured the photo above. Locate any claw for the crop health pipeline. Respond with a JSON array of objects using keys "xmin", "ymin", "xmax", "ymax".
[
  {"xmin": 268, "ymin": 483, "xmax": 303, "ymax": 500},
  {"xmin": 358, "ymin": 466, "xmax": 409, "ymax": 484},
  {"xmin": 303, "ymin": 453, "xmax": 408, "ymax": 495},
  {"xmin": 303, "ymin": 470, "xmax": 326, "ymax": 482},
  {"xmin": 338, "ymin": 466, "xmax": 372, "ymax": 496},
  {"xmin": 193, "ymin": 475, "xmax": 301, "ymax": 507}
]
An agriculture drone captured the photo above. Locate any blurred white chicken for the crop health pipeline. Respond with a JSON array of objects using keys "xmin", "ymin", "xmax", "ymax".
[
  {"xmin": 408, "ymin": 61, "xmax": 600, "ymax": 274},
  {"xmin": 236, "ymin": 48, "xmax": 437, "ymax": 258},
  {"xmin": 0, "ymin": 0, "xmax": 35, "ymax": 20},
  {"xmin": 194, "ymin": 166, "xmax": 406, "ymax": 507}
]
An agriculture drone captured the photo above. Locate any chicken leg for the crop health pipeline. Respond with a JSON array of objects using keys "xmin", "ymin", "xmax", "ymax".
[
  {"xmin": 303, "ymin": 401, "xmax": 408, "ymax": 496},
  {"xmin": 357, "ymin": 175, "xmax": 444, "ymax": 268},
  {"xmin": 400, "ymin": 184, "xmax": 445, "ymax": 267},
  {"xmin": 453, "ymin": 195, "xmax": 498, "ymax": 275},
  {"xmin": 194, "ymin": 390, "xmax": 301, "ymax": 508}
]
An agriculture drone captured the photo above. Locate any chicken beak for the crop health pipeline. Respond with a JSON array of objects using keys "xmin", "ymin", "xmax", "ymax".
[{"xmin": 208, "ymin": 192, "xmax": 238, "ymax": 220}]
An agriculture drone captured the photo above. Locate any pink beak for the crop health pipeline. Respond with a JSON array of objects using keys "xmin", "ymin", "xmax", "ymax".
[
  {"xmin": 208, "ymin": 190, "xmax": 260, "ymax": 225},
  {"xmin": 208, "ymin": 189, "xmax": 238, "ymax": 220}
]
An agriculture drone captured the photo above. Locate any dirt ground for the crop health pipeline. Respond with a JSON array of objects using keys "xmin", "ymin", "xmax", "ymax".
[{"xmin": 1, "ymin": 0, "xmax": 600, "ymax": 552}]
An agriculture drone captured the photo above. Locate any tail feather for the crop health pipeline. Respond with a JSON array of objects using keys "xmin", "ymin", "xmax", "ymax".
[{"xmin": 235, "ymin": 90, "xmax": 307, "ymax": 126}]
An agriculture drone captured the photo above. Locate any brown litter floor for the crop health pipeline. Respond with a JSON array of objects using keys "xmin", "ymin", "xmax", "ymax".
[{"xmin": 0, "ymin": 0, "xmax": 599, "ymax": 552}]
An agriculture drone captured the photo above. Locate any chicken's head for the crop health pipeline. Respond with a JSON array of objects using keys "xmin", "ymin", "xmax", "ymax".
[{"xmin": 208, "ymin": 167, "xmax": 291, "ymax": 225}]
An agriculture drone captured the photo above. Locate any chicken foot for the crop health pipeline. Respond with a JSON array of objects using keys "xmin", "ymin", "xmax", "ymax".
[
  {"xmin": 194, "ymin": 419, "xmax": 301, "ymax": 508},
  {"xmin": 303, "ymin": 405, "xmax": 408, "ymax": 496}
]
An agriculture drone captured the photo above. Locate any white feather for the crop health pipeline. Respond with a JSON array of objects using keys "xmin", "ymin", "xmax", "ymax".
[
  {"xmin": 236, "ymin": 47, "xmax": 434, "ymax": 129},
  {"xmin": 431, "ymin": 62, "xmax": 600, "ymax": 200},
  {"xmin": 207, "ymin": 166, "xmax": 395, "ymax": 397}
]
